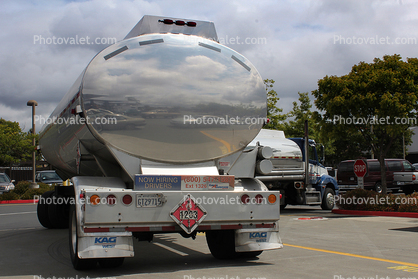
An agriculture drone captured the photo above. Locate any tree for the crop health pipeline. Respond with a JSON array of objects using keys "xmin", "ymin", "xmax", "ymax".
[
  {"xmin": 313, "ymin": 54, "xmax": 418, "ymax": 194},
  {"xmin": 264, "ymin": 79, "xmax": 286, "ymax": 130},
  {"xmin": 283, "ymin": 92, "xmax": 319, "ymax": 140},
  {"xmin": 0, "ymin": 119, "xmax": 34, "ymax": 167}
]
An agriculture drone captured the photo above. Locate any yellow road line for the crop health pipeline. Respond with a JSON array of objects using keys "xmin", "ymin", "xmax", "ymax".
[
  {"xmin": 200, "ymin": 131, "xmax": 231, "ymax": 153},
  {"xmin": 284, "ymin": 243, "xmax": 418, "ymax": 268}
]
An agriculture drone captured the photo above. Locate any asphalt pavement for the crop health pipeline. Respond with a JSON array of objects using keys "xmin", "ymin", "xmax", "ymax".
[{"xmin": 1, "ymin": 204, "xmax": 418, "ymax": 279}]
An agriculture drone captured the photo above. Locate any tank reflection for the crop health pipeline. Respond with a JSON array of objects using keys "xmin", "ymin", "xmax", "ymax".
[{"xmin": 82, "ymin": 33, "xmax": 266, "ymax": 163}]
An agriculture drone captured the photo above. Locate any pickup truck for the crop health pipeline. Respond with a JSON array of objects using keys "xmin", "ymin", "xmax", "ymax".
[{"xmin": 393, "ymin": 170, "xmax": 418, "ymax": 194}]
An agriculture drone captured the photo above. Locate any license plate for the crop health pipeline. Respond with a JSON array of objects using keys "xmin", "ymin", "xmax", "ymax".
[{"xmin": 136, "ymin": 194, "xmax": 164, "ymax": 208}]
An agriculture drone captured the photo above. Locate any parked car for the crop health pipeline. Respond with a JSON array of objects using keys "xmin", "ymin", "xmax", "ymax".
[
  {"xmin": 393, "ymin": 161, "xmax": 418, "ymax": 194},
  {"xmin": 0, "ymin": 173, "xmax": 15, "ymax": 193},
  {"xmin": 35, "ymin": 170, "xmax": 63, "ymax": 185},
  {"xmin": 337, "ymin": 159, "xmax": 416, "ymax": 194}
]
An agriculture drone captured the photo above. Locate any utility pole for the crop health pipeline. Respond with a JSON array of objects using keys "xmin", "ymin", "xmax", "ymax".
[{"xmin": 27, "ymin": 100, "xmax": 39, "ymax": 189}]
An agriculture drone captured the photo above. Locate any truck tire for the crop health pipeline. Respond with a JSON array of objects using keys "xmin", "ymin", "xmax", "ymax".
[
  {"xmin": 206, "ymin": 230, "xmax": 237, "ymax": 259},
  {"xmin": 98, "ymin": 258, "xmax": 125, "ymax": 268},
  {"xmin": 69, "ymin": 204, "xmax": 97, "ymax": 270},
  {"xmin": 374, "ymin": 182, "xmax": 383, "ymax": 194},
  {"xmin": 321, "ymin": 188, "xmax": 335, "ymax": 210},
  {"xmin": 48, "ymin": 191, "xmax": 69, "ymax": 229},
  {"xmin": 37, "ymin": 190, "xmax": 54, "ymax": 229},
  {"xmin": 402, "ymin": 185, "xmax": 414, "ymax": 195}
]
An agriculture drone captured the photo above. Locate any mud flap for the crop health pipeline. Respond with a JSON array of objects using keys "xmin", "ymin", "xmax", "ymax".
[
  {"xmin": 77, "ymin": 234, "xmax": 134, "ymax": 259},
  {"xmin": 235, "ymin": 228, "xmax": 283, "ymax": 252}
]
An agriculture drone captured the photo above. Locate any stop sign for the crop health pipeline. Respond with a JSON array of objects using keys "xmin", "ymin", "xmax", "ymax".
[{"xmin": 353, "ymin": 159, "xmax": 367, "ymax": 178}]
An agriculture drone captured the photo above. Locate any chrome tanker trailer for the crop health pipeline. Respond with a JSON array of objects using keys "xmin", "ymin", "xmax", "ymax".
[{"xmin": 37, "ymin": 15, "xmax": 282, "ymax": 270}]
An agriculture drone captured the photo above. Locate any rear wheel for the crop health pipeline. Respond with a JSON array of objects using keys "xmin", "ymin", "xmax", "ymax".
[
  {"xmin": 69, "ymin": 204, "xmax": 97, "ymax": 270},
  {"xmin": 280, "ymin": 203, "xmax": 287, "ymax": 211},
  {"xmin": 206, "ymin": 230, "xmax": 237, "ymax": 259},
  {"xmin": 37, "ymin": 190, "xmax": 54, "ymax": 228},
  {"xmin": 374, "ymin": 182, "xmax": 383, "ymax": 194},
  {"xmin": 48, "ymin": 191, "xmax": 69, "ymax": 229},
  {"xmin": 402, "ymin": 185, "xmax": 414, "ymax": 195},
  {"xmin": 321, "ymin": 188, "xmax": 335, "ymax": 210}
]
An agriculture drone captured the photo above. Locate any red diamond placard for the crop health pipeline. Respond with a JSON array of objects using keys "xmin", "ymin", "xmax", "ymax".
[{"xmin": 170, "ymin": 194, "xmax": 207, "ymax": 234}]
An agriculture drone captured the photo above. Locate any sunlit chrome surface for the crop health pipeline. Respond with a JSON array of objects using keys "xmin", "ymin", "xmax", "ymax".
[{"xmin": 82, "ymin": 33, "xmax": 266, "ymax": 163}]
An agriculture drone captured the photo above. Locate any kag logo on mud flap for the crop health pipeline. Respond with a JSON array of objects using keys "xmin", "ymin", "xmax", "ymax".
[
  {"xmin": 94, "ymin": 237, "xmax": 116, "ymax": 244},
  {"xmin": 249, "ymin": 232, "xmax": 267, "ymax": 238}
]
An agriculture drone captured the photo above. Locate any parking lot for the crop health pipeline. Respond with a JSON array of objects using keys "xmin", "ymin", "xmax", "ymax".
[{"xmin": 1, "ymin": 203, "xmax": 418, "ymax": 279}]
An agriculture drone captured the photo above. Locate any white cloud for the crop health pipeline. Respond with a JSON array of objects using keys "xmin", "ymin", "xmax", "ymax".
[{"xmin": 1, "ymin": 0, "xmax": 418, "ymax": 131}]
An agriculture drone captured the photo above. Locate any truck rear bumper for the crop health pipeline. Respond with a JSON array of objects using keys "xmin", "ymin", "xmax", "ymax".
[
  {"xmin": 72, "ymin": 176, "xmax": 282, "ymax": 259},
  {"xmin": 77, "ymin": 226, "xmax": 283, "ymax": 259}
]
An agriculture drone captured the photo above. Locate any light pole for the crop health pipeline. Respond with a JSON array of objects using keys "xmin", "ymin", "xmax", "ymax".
[{"xmin": 27, "ymin": 100, "xmax": 39, "ymax": 189}]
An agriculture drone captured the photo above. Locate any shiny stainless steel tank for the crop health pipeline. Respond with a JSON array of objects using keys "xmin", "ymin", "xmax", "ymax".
[{"xmin": 39, "ymin": 16, "xmax": 267, "ymax": 179}]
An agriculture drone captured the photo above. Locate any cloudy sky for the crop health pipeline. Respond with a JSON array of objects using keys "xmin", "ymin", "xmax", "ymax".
[{"xmin": 0, "ymin": 0, "xmax": 416, "ymax": 131}]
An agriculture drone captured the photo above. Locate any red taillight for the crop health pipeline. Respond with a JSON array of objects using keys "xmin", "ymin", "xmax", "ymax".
[
  {"xmin": 241, "ymin": 194, "xmax": 250, "ymax": 204},
  {"xmin": 159, "ymin": 19, "xmax": 196, "ymax": 27},
  {"xmin": 255, "ymin": 194, "xmax": 264, "ymax": 204},
  {"xmin": 161, "ymin": 19, "xmax": 174, "ymax": 24},
  {"xmin": 107, "ymin": 194, "xmax": 117, "ymax": 206},
  {"xmin": 175, "ymin": 20, "xmax": 186, "ymax": 26},
  {"xmin": 413, "ymin": 174, "xmax": 416, "ymax": 181},
  {"xmin": 122, "ymin": 194, "xmax": 133, "ymax": 205},
  {"xmin": 80, "ymin": 193, "xmax": 85, "ymax": 199}
]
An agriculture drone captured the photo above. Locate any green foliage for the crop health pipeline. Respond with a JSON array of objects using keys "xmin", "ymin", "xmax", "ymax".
[
  {"xmin": 0, "ymin": 118, "xmax": 35, "ymax": 166},
  {"xmin": 0, "ymin": 191, "xmax": 20, "ymax": 201},
  {"xmin": 398, "ymin": 192, "xmax": 418, "ymax": 212},
  {"xmin": 283, "ymin": 92, "xmax": 318, "ymax": 139},
  {"xmin": 13, "ymin": 181, "xmax": 31, "ymax": 196},
  {"xmin": 313, "ymin": 54, "xmax": 418, "ymax": 192},
  {"xmin": 0, "ymin": 181, "xmax": 54, "ymax": 201},
  {"xmin": 337, "ymin": 188, "xmax": 418, "ymax": 212},
  {"xmin": 20, "ymin": 187, "xmax": 50, "ymax": 200},
  {"xmin": 264, "ymin": 79, "xmax": 287, "ymax": 130}
]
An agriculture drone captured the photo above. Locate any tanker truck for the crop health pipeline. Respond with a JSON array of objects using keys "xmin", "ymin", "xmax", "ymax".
[
  {"xmin": 37, "ymin": 15, "xmax": 283, "ymax": 270},
  {"xmin": 254, "ymin": 129, "xmax": 338, "ymax": 210},
  {"xmin": 218, "ymin": 126, "xmax": 339, "ymax": 210}
]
